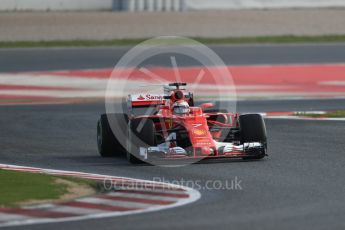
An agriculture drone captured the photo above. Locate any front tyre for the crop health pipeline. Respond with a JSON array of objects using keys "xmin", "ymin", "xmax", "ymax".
[
  {"xmin": 97, "ymin": 114, "xmax": 127, "ymax": 158},
  {"xmin": 127, "ymin": 118, "xmax": 155, "ymax": 164},
  {"xmin": 239, "ymin": 114, "xmax": 267, "ymax": 160}
]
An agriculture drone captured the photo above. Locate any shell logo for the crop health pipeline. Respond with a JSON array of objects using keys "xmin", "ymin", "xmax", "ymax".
[{"xmin": 193, "ymin": 129, "xmax": 207, "ymax": 136}]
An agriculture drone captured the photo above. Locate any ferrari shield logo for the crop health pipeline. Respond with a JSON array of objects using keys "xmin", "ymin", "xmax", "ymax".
[{"xmin": 167, "ymin": 118, "xmax": 173, "ymax": 129}]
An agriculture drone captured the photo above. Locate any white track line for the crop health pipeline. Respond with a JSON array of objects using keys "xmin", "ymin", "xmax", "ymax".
[
  {"xmin": 265, "ymin": 116, "xmax": 345, "ymax": 121},
  {"xmin": 0, "ymin": 214, "xmax": 29, "ymax": 222},
  {"xmin": 260, "ymin": 110, "xmax": 345, "ymax": 121}
]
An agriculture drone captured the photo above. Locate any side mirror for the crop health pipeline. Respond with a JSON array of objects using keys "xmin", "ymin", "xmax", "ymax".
[{"xmin": 200, "ymin": 103, "xmax": 214, "ymax": 110}]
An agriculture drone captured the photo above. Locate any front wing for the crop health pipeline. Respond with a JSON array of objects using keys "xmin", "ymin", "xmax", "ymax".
[{"xmin": 138, "ymin": 142, "xmax": 266, "ymax": 160}]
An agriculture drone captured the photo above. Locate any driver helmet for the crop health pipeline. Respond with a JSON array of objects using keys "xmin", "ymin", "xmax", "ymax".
[{"xmin": 172, "ymin": 101, "xmax": 190, "ymax": 115}]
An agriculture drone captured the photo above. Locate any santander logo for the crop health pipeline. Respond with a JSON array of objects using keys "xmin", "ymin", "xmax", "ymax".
[
  {"xmin": 137, "ymin": 95, "xmax": 145, "ymax": 100},
  {"xmin": 135, "ymin": 94, "xmax": 163, "ymax": 101},
  {"xmin": 146, "ymin": 94, "xmax": 163, "ymax": 100}
]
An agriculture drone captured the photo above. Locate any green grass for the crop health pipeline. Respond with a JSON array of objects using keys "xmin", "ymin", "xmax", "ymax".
[
  {"xmin": 55, "ymin": 175, "xmax": 100, "ymax": 191},
  {"xmin": 1, "ymin": 35, "xmax": 345, "ymax": 48},
  {"xmin": 0, "ymin": 169, "xmax": 97, "ymax": 207},
  {"xmin": 296, "ymin": 110, "xmax": 345, "ymax": 118}
]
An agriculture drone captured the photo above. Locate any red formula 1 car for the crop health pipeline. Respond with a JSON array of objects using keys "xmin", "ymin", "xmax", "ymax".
[{"xmin": 97, "ymin": 83, "xmax": 267, "ymax": 164}]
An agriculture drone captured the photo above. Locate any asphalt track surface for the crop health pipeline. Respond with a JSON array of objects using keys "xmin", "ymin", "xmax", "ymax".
[
  {"xmin": 1, "ymin": 44, "xmax": 345, "ymax": 230},
  {"xmin": 1, "ymin": 44, "xmax": 345, "ymax": 72}
]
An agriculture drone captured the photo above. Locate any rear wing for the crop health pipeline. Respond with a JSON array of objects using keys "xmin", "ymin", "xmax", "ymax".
[{"xmin": 127, "ymin": 94, "xmax": 166, "ymax": 108}]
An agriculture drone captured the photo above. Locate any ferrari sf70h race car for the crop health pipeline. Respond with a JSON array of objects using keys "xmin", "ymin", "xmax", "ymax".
[{"xmin": 97, "ymin": 82, "xmax": 267, "ymax": 164}]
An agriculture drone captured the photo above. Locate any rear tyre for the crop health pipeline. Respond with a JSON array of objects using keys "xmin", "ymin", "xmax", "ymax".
[
  {"xmin": 97, "ymin": 113, "xmax": 128, "ymax": 158},
  {"xmin": 127, "ymin": 118, "xmax": 155, "ymax": 164},
  {"xmin": 239, "ymin": 114, "xmax": 267, "ymax": 160}
]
